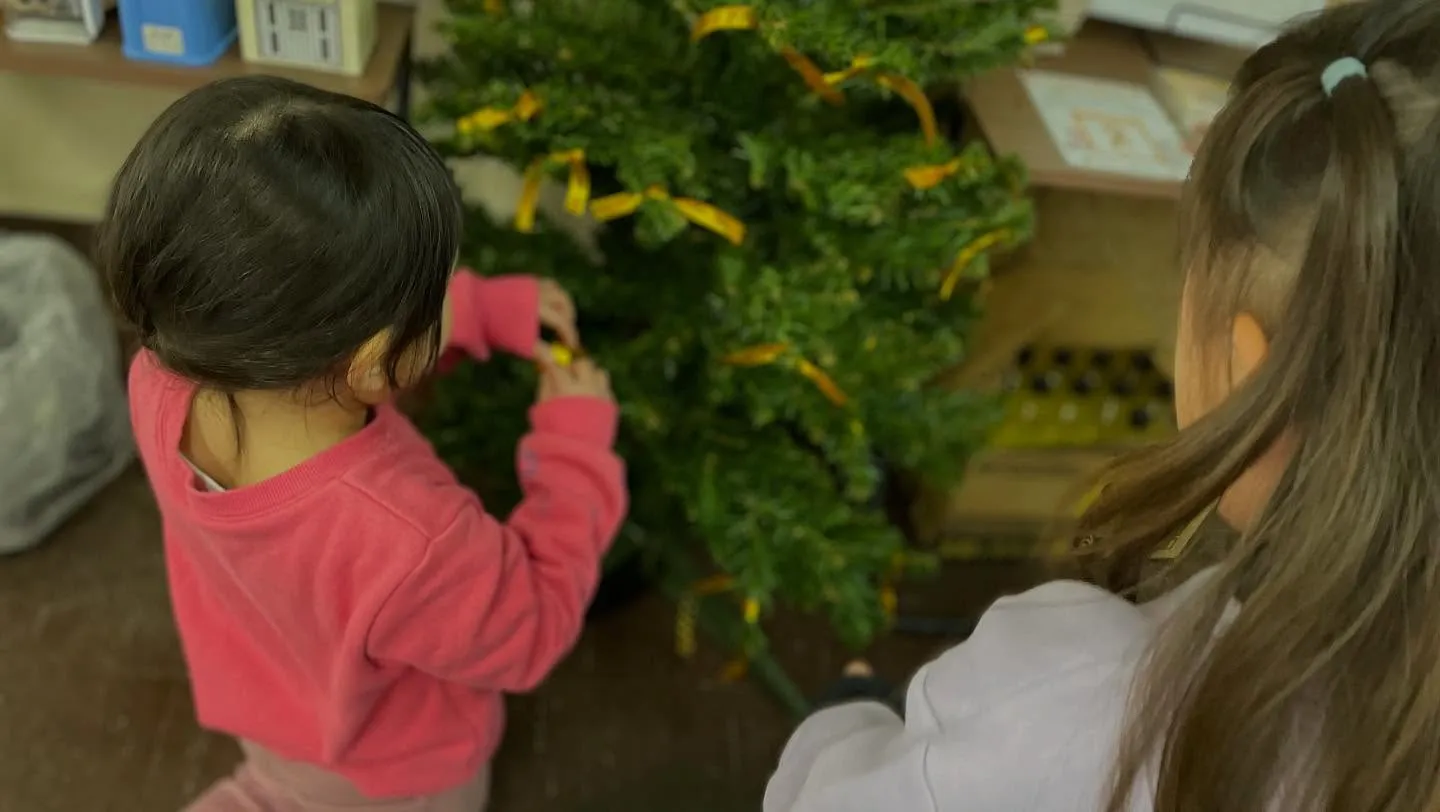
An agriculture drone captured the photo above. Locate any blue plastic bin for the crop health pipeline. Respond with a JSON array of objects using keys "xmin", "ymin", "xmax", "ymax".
[{"xmin": 119, "ymin": 0, "xmax": 238, "ymax": 67}]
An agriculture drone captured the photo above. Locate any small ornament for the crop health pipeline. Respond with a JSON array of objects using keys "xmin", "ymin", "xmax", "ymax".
[{"xmin": 546, "ymin": 342, "xmax": 575, "ymax": 367}]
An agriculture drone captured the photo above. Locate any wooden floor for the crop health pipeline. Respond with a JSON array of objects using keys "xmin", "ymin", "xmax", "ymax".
[{"xmin": 0, "ymin": 466, "xmax": 1038, "ymax": 811}]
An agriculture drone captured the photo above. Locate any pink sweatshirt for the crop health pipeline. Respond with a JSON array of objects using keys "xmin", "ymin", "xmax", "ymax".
[
  {"xmin": 128, "ymin": 271, "xmax": 627, "ymax": 798},
  {"xmin": 766, "ymin": 571, "xmax": 1223, "ymax": 812}
]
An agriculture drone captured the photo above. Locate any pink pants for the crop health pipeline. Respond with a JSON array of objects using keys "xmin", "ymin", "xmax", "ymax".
[{"xmin": 184, "ymin": 742, "xmax": 491, "ymax": 812}]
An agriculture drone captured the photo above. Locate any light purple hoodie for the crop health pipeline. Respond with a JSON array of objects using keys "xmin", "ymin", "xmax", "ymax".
[{"xmin": 766, "ymin": 572, "xmax": 1222, "ymax": 812}]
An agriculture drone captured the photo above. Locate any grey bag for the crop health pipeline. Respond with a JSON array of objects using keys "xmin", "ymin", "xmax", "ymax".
[{"xmin": 0, "ymin": 232, "xmax": 133, "ymax": 553}]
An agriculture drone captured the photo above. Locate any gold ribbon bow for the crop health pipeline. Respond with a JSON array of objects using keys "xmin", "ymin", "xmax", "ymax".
[
  {"xmin": 515, "ymin": 149, "xmax": 591, "ymax": 232},
  {"xmin": 722, "ymin": 343, "xmax": 848, "ymax": 407},
  {"xmin": 940, "ymin": 228, "xmax": 1013, "ymax": 301},
  {"xmin": 590, "ymin": 186, "xmax": 747, "ymax": 245},
  {"xmin": 456, "ymin": 89, "xmax": 542, "ymax": 136}
]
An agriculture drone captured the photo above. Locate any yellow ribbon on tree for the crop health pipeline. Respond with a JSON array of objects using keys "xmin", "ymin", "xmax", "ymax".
[
  {"xmin": 788, "ymin": 53, "xmax": 938, "ymax": 146},
  {"xmin": 780, "ymin": 48, "xmax": 845, "ymax": 105},
  {"xmin": 691, "ymin": 4, "xmax": 758, "ymax": 40},
  {"xmin": 515, "ymin": 149, "xmax": 591, "ymax": 233},
  {"xmin": 457, "ymin": 89, "xmax": 542, "ymax": 135},
  {"xmin": 675, "ymin": 595, "xmax": 698, "ymax": 658},
  {"xmin": 720, "ymin": 657, "xmax": 750, "ymax": 682},
  {"xmin": 795, "ymin": 359, "xmax": 849, "ymax": 407},
  {"xmin": 722, "ymin": 343, "xmax": 848, "ymax": 407},
  {"xmin": 1024, "ymin": 25, "xmax": 1049, "ymax": 45},
  {"xmin": 693, "ymin": 573, "xmax": 735, "ymax": 595},
  {"xmin": 940, "ymin": 228, "xmax": 1013, "ymax": 301},
  {"xmin": 876, "ymin": 73, "xmax": 939, "ymax": 146},
  {"xmin": 904, "ymin": 156, "xmax": 972, "ymax": 190},
  {"xmin": 590, "ymin": 185, "xmax": 747, "ymax": 245},
  {"xmin": 880, "ymin": 584, "xmax": 899, "ymax": 619},
  {"xmin": 822, "ymin": 55, "xmax": 876, "ymax": 88},
  {"xmin": 720, "ymin": 342, "xmax": 788, "ymax": 366},
  {"xmin": 687, "ymin": 4, "xmax": 841, "ymax": 108},
  {"xmin": 674, "ymin": 574, "xmax": 743, "ymax": 658}
]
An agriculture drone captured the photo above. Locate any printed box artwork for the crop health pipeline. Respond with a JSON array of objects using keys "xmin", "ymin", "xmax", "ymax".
[{"xmin": 1020, "ymin": 70, "xmax": 1193, "ymax": 182}]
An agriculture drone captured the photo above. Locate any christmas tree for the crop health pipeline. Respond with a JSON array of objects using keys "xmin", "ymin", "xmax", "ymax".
[{"xmin": 420, "ymin": 0, "xmax": 1051, "ymax": 665}]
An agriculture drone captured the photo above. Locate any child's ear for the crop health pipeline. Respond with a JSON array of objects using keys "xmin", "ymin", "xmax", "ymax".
[
  {"xmin": 1229, "ymin": 312, "xmax": 1269, "ymax": 389},
  {"xmin": 346, "ymin": 332, "xmax": 393, "ymax": 404}
]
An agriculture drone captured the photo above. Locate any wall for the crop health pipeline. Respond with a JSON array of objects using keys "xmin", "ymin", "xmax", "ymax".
[{"xmin": 0, "ymin": 0, "xmax": 529, "ymax": 223}]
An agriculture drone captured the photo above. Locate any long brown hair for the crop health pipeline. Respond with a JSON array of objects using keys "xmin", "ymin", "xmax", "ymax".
[{"xmin": 1071, "ymin": 1, "xmax": 1440, "ymax": 809}]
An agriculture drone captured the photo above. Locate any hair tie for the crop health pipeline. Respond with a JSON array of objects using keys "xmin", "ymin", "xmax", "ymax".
[{"xmin": 1321, "ymin": 57, "xmax": 1368, "ymax": 96}]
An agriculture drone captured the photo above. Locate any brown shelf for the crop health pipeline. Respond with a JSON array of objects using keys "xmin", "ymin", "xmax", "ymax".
[{"xmin": 0, "ymin": 3, "xmax": 413, "ymax": 105}]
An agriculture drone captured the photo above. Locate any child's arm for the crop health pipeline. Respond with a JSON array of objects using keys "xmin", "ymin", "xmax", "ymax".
[
  {"xmin": 764, "ymin": 580, "xmax": 1169, "ymax": 812},
  {"xmin": 366, "ymin": 396, "xmax": 626, "ymax": 692},
  {"xmin": 446, "ymin": 268, "xmax": 540, "ymax": 360}
]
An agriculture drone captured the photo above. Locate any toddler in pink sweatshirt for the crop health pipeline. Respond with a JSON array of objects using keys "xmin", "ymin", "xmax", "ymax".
[{"xmin": 97, "ymin": 76, "xmax": 626, "ymax": 810}]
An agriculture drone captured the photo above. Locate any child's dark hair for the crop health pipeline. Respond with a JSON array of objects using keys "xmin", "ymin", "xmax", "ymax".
[
  {"xmin": 1064, "ymin": 0, "xmax": 1440, "ymax": 810},
  {"xmin": 97, "ymin": 76, "xmax": 462, "ymax": 392}
]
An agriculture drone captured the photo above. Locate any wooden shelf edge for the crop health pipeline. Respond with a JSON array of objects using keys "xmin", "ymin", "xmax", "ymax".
[{"xmin": 0, "ymin": 2, "xmax": 412, "ymax": 105}]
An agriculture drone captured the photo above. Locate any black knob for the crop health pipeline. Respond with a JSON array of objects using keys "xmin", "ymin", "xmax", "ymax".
[
  {"xmin": 1016, "ymin": 344, "xmax": 1036, "ymax": 368},
  {"xmin": 1129, "ymin": 407, "xmax": 1152, "ymax": 429}
]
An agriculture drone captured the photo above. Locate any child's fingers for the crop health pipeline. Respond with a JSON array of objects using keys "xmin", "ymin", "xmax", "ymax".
[
  {"xmin": 536, "ymin": 364, "xmax": 561, "ymax": 400},
  {"xmin": 542, "ymin": 306, "xmax": 581, "ymax": 348},
  {"xmin": 570, "ymin": 358, "xmax": 600, "ymax": 382},
  {"xmin": 534, "ymin": 340, "xmax": 563, "ymax": 370},
  {"xmin": 842, "ymin": 660, "xmax": 874, "ymax": 678}
]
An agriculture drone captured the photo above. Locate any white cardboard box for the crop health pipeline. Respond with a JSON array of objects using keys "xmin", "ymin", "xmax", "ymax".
[
  {"xmin": 236, "ymin": 0, "xmax": 377, "ymax": 76},
  {"xmin": 1088, "ymin": 0, "xmax": 1331, "ymax": 49}
]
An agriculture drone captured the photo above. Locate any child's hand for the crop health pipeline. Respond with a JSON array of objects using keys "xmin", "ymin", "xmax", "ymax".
[
  {"xmin": 538, "ymin": 279, "xmax": 579, "ymax": 349},
  {"xmin": 537, "ymin": 357, "xmax": 614, "ymax": 404}
]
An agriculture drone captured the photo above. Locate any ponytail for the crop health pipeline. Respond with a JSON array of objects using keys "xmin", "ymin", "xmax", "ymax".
[{"xmin": 1081, "ymin": 1, "xmax": 1440, "ymax": 809}]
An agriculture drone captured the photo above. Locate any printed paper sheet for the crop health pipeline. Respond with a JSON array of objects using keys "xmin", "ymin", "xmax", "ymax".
[{"xmin": 1020, "ymin": 70, "xmax": 1192, "ymax": 182}]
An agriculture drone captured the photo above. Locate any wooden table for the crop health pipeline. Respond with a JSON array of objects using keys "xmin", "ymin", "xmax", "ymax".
[{"xmin": 0, "ymin": 2, "xmax": 414, "ymax": 109}]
